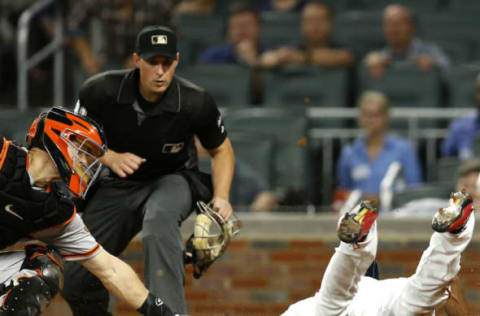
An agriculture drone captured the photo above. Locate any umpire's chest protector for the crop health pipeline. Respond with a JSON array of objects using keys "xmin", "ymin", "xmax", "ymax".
[{"xmin": 0, "ymin": 138, "xmax": 75, "ymax": 249}]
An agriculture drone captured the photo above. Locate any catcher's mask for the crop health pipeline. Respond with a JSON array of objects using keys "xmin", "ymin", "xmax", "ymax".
[
  {"xmin": 185, "ymin": 201, "xmax": 241, "ymax": 279},
  {"xmin": 26, "ymin": 107, "xmax": 107, "ymax": 199}
]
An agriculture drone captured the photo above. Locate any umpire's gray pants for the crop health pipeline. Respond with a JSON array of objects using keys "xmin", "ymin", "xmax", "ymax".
[{"xmin": 61, "ymin": 174, "xmax": 193, "ymax": 315}]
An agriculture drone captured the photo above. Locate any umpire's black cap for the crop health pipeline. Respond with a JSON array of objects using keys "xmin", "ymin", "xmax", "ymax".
[{"xmin": 135, "ymin": 25, "xmax": 177, "ymax": 60}]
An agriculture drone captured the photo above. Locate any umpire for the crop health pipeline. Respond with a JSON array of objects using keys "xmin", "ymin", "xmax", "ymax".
[{"xmin": 61, "ymin": 25, "xmax": 235, "ymax": 315}]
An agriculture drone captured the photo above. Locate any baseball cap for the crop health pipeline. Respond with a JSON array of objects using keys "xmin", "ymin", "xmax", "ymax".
[{"xmin": 135, "ymin": 25, "xmax": 177, "ymax": 60}]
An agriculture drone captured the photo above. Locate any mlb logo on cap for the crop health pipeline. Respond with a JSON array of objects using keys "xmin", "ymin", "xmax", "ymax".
[
  {"xmin": 152, "ymin": 35, "xmax": 168, "ymax": 45},
  {"xmin": 136, "ymin": 25, "xmax": 177, "ymax": 60}
]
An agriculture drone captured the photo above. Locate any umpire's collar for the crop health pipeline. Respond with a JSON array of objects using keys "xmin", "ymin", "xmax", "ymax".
[{"xmin": 116, "ymin": 68, "xmax": 181, "ymax": 114}]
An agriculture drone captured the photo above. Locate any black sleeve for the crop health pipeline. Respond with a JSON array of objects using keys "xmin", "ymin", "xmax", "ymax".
[{"xmin": 193, "ymin": 92, "xmax": 227, "ymax": 150}]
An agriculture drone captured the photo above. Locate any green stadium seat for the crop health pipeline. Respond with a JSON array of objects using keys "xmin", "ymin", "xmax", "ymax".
[
  {"xmin": 333, "ymin": 11, "xmax": 384, "ymax": 58},
  {"xmin": 421, "ymin": 13, "xmax": 480, "ymax": 45},
  {"xmin": 434, "ymin": 40, "xmax": 472, "ymax": 65},
  {"xmin": 322, "ymin": 0, "xmax": 363, "ymax": 11},
  {"xmin": 430, "ymin": 158, "xmax": 462, "ymax": 183},
  {"xmin": 0, "ymin": 109, "xmax": 41, "ymax": 145},
  {"xmin": 176, "ymin": 14, "xmax": 224, "ymax": 62},
  {"xmin": 197, "ymin": 130, "xmax": 275, "ymax": 207},
  {"xmin": 176, "ymin": 65, "xmax": 251, "ymax": 107},
  {"xmin": 473, "ymin": 135, "xmax": 480, "ymax": 157},
  {"xmin": 449, "ymin": 63, "xmax": 480, "ymax": 107},
  {"xmin": 228, "ymin": 131, "xmax": 275, "ymax": 188},
  {"xmin": 177, "ymin": 40, "xmax": 196, "ymax": 68},
  {"xmin": 224, "ymin": 108, "xmax": 308, "ymax": 191},
  {"xmin": 359, "ymin": 64, "xmax": 442, "ymax": 129},
  {"xmin": 263, "ymin": 65, "xmax": 349, "ymax": 108},
  {"xmin": 360, "ymin": 0, "xmax": 441, "ymax": 13},
  {"xmin": 448, "ymin": 0, "xmax": 480, "ymax": 11},
  {"xmin": 260, "ymin": 12, "xmax": 301, "ymax": 49},
  {"xmin": 392, "ymin": 182, "xmax": 453, "ymax": 209},
  {"xmin": 359, "ymin": 63, "xmax": 441, "ymax": 108}
]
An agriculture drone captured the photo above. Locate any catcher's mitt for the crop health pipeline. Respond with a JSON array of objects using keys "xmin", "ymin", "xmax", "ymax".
[{"xmin": 184, "ymin": 201, "xmax": 241, "ymax": 279}]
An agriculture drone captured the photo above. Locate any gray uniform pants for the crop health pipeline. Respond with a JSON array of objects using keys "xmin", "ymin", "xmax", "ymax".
[{"xmin": 61, "ymin": 174, "xmax": 193, "ymax": 315}]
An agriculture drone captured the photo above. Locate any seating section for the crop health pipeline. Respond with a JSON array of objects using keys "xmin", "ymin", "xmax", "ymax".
[
  {"xmin": 10, "ymin": 0, "xmax": 480, "ymax": 211},
  {"xmin": 263, "ymin": 66, "xmax": 349, "ymax": 108},
  {"xmin": 176, "ymin": 64, "xmax": 251, "ymax": 106},
  {"xmin": 170, "ymin": 1, "xmax": 480, "ymax": 210},
  {"xmin": 359, "ymin": 63, "xmax": 441, "ymax": 108}
]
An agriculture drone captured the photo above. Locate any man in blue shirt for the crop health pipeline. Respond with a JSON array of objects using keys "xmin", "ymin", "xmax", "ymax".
[
  {"xmin": 199, "ymin": 3, "xmax": 263, "ymax": 66},
  {"xmin": 336, "ymin": 91, "xmax": 422, "ymax": 200},
  {"xmin": 441, "ymin": 73, "xmax": 480, "ymax": 160}
]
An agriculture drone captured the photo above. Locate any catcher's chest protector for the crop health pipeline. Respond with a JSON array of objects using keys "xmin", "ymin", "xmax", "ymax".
[{"xmin": 0, "ymin": 138, "xmax": 75, "ymax": 249}]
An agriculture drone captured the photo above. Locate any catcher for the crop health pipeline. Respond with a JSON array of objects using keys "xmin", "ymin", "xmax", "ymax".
[{"xmin": 0, "ymin": 107, "xmax": 177, "ymax": 316}]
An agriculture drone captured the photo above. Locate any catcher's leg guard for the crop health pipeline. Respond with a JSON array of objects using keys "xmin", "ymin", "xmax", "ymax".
[
  {"xmin": 0, "ymin": 245, "xmax": 64, "ymax": 315},
  {"xmin": 0, "ymin": 276, "xmax": 52, "ymax": 316},
  {"xmin": 20, "ymin": 245, "xmax": 64, "ymax": 296}
]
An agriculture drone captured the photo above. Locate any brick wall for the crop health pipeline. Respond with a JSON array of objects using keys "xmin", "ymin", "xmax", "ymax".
[{"xmin": 46, "ymin": 215, "xmax": 480, "ymax": 316}]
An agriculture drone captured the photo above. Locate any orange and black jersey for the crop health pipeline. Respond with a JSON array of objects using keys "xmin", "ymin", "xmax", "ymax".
[
  {"xmin": 0, "ymin": 137, "xmax": 76, "ymax": 249},
  {"xmin": 78, "ymin": 68, "xmax": 227, "ymax": 180}
]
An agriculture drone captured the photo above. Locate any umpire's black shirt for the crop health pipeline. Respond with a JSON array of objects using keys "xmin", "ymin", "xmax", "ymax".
[{"xmin": 78, "ymin": 68, "xmax": 227, "ymax": 180}]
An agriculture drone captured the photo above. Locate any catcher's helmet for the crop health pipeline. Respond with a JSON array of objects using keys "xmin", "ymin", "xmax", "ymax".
[{"xmin": 26, "ymin": 107, "xmax": 107, "ymax": 199}]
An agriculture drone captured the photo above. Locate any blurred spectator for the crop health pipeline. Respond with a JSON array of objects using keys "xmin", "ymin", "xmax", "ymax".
[
  {"xmin": 441, "ymin": 73, "xmax": 480, "ymax": 160},
  {"xmin": 364, "ymin": 4, "xmax": 450, "ymax": 79},
  {"xmin": 173, "ymin": 0, "xmax": 218, "ymax": 17},
  {"xmin": 256, "ymin": 0, "xmax": 306, "ymax": 12},
  {"xmin": 68, "ymin": 0, "xmax": 177, "ymax": 76},
  {"xmin": 199, "ymin": 3, "xmax": 263, "ymax": 66},
  {"xmin": 259, "ymin": 1, "xmax": 354, "ymax": 68},
  {"xmin": 335, "ymin": 91, "xmax": 422, "ymax": 203}
]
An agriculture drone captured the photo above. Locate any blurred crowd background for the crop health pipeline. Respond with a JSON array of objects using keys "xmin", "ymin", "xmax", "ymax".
[{"xmin": 2, "ymin": 0, "xmax": 480, "ymax": 214}]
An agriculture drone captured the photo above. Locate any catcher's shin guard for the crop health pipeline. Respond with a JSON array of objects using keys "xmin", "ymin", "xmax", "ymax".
[
  {"xmin": 0, "ymin": 276, "xmax": 52, "ymax": 316},
  {"xmin": 21, "ymin": 245, "xmax": 64, "ymax": 296},
  {"xmin": 0, "ymin": 245, "xmax": 64, "ymax": 315}
]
